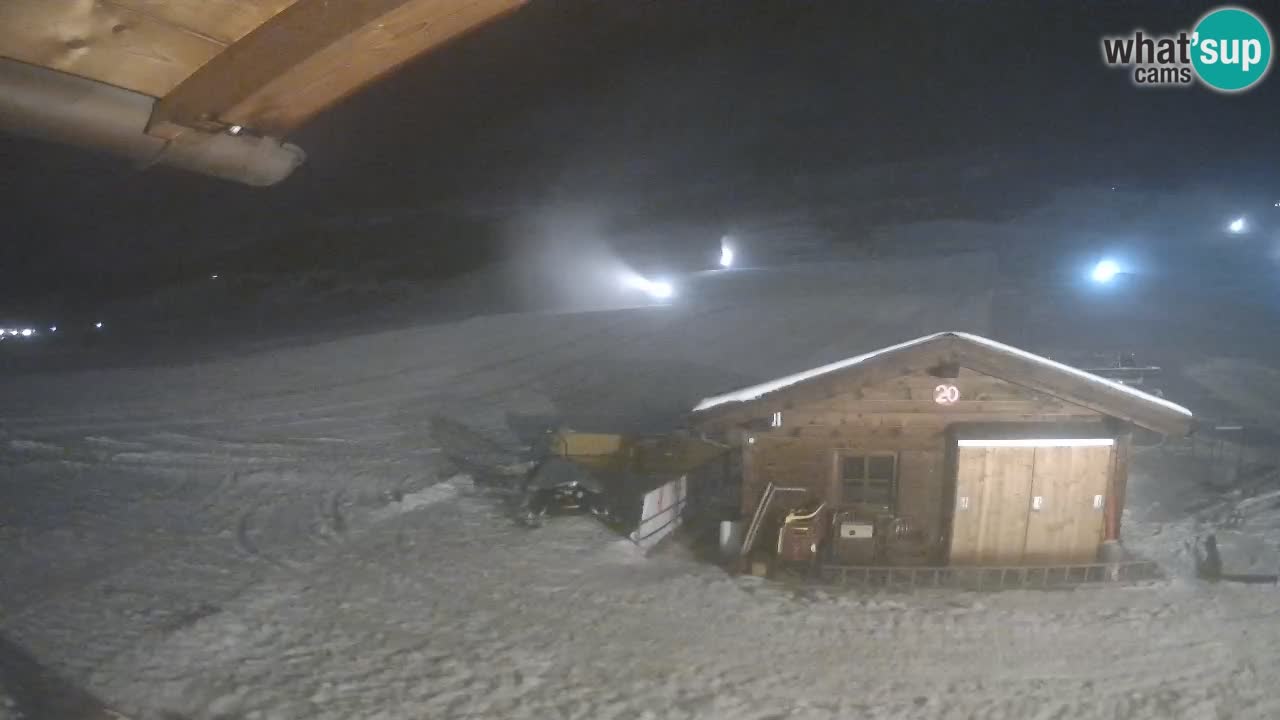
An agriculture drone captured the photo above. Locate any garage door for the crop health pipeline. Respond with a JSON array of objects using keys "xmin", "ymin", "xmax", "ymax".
[{"xmin": 950, "ymin": 439, "xmax": 1113, "ymax": 566}]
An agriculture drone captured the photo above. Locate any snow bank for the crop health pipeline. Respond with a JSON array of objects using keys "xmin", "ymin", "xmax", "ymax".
[{"xmin": 0, "ymin": 687, "xmax": 19, "ymax": 720}]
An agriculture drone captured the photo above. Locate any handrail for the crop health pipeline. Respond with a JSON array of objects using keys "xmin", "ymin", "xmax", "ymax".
[{"xmin": 740, "ymin": 483, "xmax": 808, "ymax": 557}]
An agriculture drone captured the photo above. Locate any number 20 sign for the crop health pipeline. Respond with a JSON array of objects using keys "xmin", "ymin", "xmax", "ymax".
[{"xmin": 934, "ymin": 384, "xmax": 960, "ymax": 405}]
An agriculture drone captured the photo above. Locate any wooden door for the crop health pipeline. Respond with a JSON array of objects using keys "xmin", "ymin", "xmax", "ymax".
[
  {"xmin": 949, "ymin": 446, "xmax": 1034, "ymax": 565},
  {"xmin": 1023, "ymin": 445, "xmax": 1112, "ymax": 563},
  {"xmin": 950, "ymin": 441, "xmax": 1114, "ymax": 566}
]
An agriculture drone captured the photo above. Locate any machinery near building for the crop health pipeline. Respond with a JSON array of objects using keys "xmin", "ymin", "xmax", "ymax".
[
  {"xmin": 521, "ymin": 427, "xmax": 730, "ymax": 550},
  {"xmin": 776, "ymin": 499, "xmax": 829, "ymax": 566}
]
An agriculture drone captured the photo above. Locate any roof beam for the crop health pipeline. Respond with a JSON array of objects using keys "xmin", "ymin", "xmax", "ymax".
[{"xmin": 147, "ymin": 0, "xmax": 524, "ymax": 139}]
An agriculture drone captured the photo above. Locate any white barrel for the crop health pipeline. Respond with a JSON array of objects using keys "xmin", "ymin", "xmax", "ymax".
[{"xmin": 719, "ymin": 520, "xmax": 745, "ymax": 558}]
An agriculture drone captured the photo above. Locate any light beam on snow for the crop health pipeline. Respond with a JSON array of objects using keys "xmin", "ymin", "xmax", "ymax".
[{"xmin": 620, "ymin": 272, "xmax": 675, "ymax": 300}]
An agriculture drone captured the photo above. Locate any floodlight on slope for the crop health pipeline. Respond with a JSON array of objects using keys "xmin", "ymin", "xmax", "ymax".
[{"xmin": 1091, "ymin": 259, "xmax": 1121, "ymax": 284}]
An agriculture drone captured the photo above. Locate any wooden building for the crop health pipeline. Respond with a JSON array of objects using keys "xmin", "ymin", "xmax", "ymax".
[{"xmin": 690, "ymin": 332, "xmax": 1193, "ymax": 567}]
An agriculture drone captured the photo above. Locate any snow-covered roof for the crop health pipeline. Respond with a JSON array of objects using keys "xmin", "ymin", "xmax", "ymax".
[{"xmin": 691, "ymin": 331, "xmax": 1193, "ymax": 418}]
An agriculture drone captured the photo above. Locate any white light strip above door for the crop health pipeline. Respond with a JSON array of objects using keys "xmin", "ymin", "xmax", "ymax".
[{"xmin": 957, "ymin": 438, "xmax": 1115, "ymax": 448}]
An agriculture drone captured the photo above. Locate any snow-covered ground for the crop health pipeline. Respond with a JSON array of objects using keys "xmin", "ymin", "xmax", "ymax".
[
  {"xmin": 0, "ymin": 687, "xmax": 16, "ymax": 720},
  {"xmin": 2, "ymin": 260, "xmax": 1279, "ymax": 719}
]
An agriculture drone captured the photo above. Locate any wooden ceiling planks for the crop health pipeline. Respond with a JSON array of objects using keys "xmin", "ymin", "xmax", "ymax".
[
  {"xmin": 148, "ymin": 0, "xmax": 525, "ymax": 137},
  {"xmin": 101, "ymin": 0, "xmax": 301, "ymax": 46},
  {"xmin": 1, "ymin": 0, "xmax": 524, "ymax": 144},
  {"xmin": 0, "ymin": 0, "xmax": 226, "ymax": 97}
]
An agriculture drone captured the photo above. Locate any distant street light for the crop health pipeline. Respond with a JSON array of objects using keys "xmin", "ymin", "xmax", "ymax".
[{"xmin": 1091, "ymin": 259, "xmax": 1121, "ymax": 284}]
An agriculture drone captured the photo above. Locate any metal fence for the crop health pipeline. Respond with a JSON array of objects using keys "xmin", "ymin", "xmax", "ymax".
[
  {"xmin": 805, "ymin": 560, "xmax": 1160, "ymax": 591},
  {"xmin": 1165, "ymin": 426, "xmax": 1280, "ymax": 490}
]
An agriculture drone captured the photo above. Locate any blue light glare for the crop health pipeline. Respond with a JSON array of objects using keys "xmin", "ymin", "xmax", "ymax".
[{"xmin": 1091, "ymin": 259, "xmax": 1120, "ymax": 283}]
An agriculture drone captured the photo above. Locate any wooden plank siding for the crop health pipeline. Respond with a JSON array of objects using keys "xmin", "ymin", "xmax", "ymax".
[
  {"xmin": 705, "ymin": 364, "xmax": 1101, "ymax": 435},
  {"xmin": 0, "ymin": 0, "xmax": 523, "ymax": 149},
  {"xmin": 948, "ymin": 446, "xmax": 987, "ymax": 563},
  {"xmin": 693, "ymin": 333, "xmax": 1192, "ymax": 437},
  {"xmin": 105, "ymin": 0, "xmax": 298, "ymax": 46},
  {"xmin": 1023, "ymin": 445, "xmax": 1111, "ymax": 563},
  {"xmin": 895, "ymin": 449, "xmax": 946, "ymax": 548},
  {"xmin": 148, "ymin": 0, "xmax": 525, "ymax": 136},
  {"xmin": 1105, "ymin": 430, "xmax": 1133, "ymax": 541},
  {"xmin": 0, "ymin": 0, "xmax": 228, "ymax": 97},
  {"xmin": 726, "ymin": 363, "xmax": 1129, "ymax": 567},
  {"xmin": 950, "ymin": 444, "xmax": 1112, "ymax": 565},
  {"xmin": 953, "ymin": 343, "xmax": 1191, "ymax": 436},
  {"xmin": 694, "ymin": 341, "xmax": 959, "ymax": 433},
  {"xmin": 737, "ymin": 366, "xmax": 1103, "ymax": 516},
  {"xmin": 950, "ymin": 446, "xmax": 1035, "ymax": 565},
  {"xmin": 694, "ymin": 333, "xmax": 1188, "ymax": 568}
]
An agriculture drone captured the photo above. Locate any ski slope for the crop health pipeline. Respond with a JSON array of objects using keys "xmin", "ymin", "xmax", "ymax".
[{"xmin": 2, "ymin": 263, "xmax": 1279, "ymax": 719}]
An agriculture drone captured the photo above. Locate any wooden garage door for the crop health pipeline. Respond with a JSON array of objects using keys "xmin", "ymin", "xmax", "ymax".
[
  {"xmin": 950, "ymin": 446, "xmax": 1034, "ymax": 565},
  {"xmin": 1023, "ymin": 445, "xmax": 1112, "ymax": 563},
  {"xmin": 950, "ymin": 440, "xmax": 1113, "ymax": 566}
]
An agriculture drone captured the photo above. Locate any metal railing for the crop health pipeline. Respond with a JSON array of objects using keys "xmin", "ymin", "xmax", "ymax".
[
  {"xmin": 631, "ymin": 496, "xmax": 688, "ymax": 547},
  {"xmin": 807, "ymin": 560, "xmax": 1160, "ymax": 591},
  {"xmin": 740, "ymin": 483, "xmax": 808, "ymax": 557},
  {"xmin": 1164, "ymin": 427, "xmax": 1280, "ymax": 490}
]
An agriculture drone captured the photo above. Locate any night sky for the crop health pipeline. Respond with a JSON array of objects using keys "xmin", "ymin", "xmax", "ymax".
[{"xmin": 3, "ymin": 0, "xmax": 1278, "ymax": 309}]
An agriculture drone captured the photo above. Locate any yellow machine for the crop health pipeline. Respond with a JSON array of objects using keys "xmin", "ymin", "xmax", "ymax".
[
  {"xmin": 777, "ymin": 502, "xmax": 830, "ymax": 564},
  {"xmin": 546, "ymin": 428, "xmax": 727, "ymax": 475}
]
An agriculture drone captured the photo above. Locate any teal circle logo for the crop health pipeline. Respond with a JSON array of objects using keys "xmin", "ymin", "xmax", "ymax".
[{"xmin": 1192, "ymin": 7, "xmax": 1272, "ymax": 92}]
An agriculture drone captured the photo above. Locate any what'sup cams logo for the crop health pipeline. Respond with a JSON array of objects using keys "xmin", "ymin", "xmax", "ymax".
[{"xmin": 1102, "ymin": 6, "xmax": 1272, "ymax": 92}]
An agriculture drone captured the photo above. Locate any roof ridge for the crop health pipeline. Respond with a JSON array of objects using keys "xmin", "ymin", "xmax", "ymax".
[{"xmin": 691, "ymin": 331, "xmax": 1192, "ymax": 421}]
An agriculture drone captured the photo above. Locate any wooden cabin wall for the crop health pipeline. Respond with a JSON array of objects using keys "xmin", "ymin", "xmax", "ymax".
[
  {"xmin": 736, "ymin": 366, "xmax": 1107, "ymax": 549},
  {"xmin": 1105, "ymin": 429, "xmax": 1133, "ymax": 542},
  {"xmin": 742, "ymin": 424, "xmax": 951, "ymax": 541}
]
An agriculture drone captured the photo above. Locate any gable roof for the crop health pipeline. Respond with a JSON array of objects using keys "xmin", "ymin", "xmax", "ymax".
[{"xmin": 691, "ymin": 331, "xmax": 1193, "ymax": 436}]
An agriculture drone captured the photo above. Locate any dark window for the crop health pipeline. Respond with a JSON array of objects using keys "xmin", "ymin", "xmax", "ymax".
[{"xmin": 840, "ymin": 453, "xmax": 897, "ymax": 511}]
